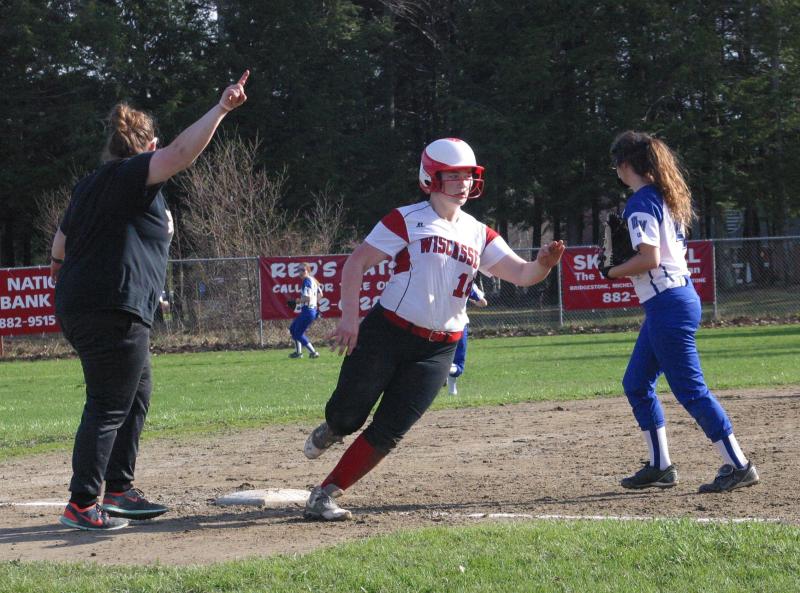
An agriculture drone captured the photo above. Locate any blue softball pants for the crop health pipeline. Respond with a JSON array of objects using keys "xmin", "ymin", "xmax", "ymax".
[
  {"xmin": 623, "ymin": 282, "xmax": 733, "ymax": 443},
  {"xmin": 289, "ymin": 306, "xmax": 318, "ymax": 347},
  {"xmin": 450, "ymin": 324, "xmax": 469, "ymax": 377}
]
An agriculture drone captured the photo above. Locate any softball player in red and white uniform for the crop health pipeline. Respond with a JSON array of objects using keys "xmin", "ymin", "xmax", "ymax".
[{"xmin": 303, "ymin": 138, "xmax": 565, "ymax": 521}]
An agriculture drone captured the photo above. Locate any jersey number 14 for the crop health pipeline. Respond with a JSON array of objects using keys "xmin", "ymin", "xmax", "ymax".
[{"xmin": 452, "ymin": 273, "xmax": 474, "ymax": 299}]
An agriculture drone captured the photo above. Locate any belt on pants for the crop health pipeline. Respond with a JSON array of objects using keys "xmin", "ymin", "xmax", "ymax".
[{"xmin": 382, "ymin": 309, "xmax": 463, "ymax": 343}]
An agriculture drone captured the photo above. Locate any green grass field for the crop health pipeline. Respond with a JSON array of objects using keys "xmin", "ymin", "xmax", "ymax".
[
  {"xmin": 2, "ymin": 324, "xmax": 799, "ymax": 460},
  {"xmin": 2, "ymin": 323, "xmax": 799, "ymax": 591},
  {"xmin": 1, "ymin": 521, "xmax": 798, "ymax": 593}
]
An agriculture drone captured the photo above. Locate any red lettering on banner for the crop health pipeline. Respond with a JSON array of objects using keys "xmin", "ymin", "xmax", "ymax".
[{"xmin": 0, "ymin": 266, "xmax": 60, "ymax": 336}]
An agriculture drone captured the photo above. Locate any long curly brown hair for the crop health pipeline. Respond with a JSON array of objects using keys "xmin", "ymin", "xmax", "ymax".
[
  {"xmin": 102, "ymin": 103, "xmax": 156, "ymax": 162},
  {"xmin": 610, "ymin": 131, "xmax": 696, "ymax": 228}
]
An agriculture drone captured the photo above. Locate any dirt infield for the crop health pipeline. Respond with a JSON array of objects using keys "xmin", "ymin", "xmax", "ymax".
[{"xmin": 1, "ymin": 387, "xmax": 797, "ymax": 566}]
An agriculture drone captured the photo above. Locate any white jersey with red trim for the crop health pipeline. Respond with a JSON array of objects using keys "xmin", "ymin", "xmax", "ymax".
[{"xmin": 364, "ymin": 201, "xmax": 513, "ymax": 332}]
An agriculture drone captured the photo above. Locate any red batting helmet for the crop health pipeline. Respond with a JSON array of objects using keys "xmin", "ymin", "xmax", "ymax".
[{"xmin": 419, "ymin": 138, "xmax": 485, "ymax": 199}]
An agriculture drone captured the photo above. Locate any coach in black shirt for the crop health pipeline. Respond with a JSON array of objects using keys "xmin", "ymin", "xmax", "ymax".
[{"xmin": 50, "ymin": 71, "xmax": 249, "ymax": 531}]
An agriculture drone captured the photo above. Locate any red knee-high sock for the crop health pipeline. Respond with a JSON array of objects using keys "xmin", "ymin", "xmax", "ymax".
[{"xmin": 322, "ymin": 433, "xmax": 387, "ymax": 491}]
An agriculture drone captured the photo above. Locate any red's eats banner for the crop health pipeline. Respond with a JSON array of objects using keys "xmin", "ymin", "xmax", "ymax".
[
  {"xmin": 259, "ymin": 256, "xmax": 392, "ymax": 320},
  {"xmin": 0, "ymin": 266, "xmax": 60, "ymax": 336},
  {"xmin": 560, "ymin": 240, "xmax": 715, "ymax": 311}
]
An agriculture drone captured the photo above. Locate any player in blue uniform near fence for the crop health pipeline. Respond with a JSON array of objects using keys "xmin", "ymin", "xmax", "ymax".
[
  {"xmin": 446, "ymin": 284, "xmax": 488, "ymax": 395},
  {"xmin": 602, "ymin": 131, "xmax": 760, "ymax": 493},
  {"xmin": 289, "ymin": 263, "xmax": 323, "ymax": 359}
]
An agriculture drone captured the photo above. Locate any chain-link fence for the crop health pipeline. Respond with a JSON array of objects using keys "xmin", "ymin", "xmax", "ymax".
[
  {"xmin": 145, "ymin": 235, "xmax": 800, "ymax": 343},
  {"xmin": 3, "ymin": 237, "xmax": 799, "ymax": 356},
  {"xmin": 157, "ymin": 257, "xmax": 261, "ymax": 340}
]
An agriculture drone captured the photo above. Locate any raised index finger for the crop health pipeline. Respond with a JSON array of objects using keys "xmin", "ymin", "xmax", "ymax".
[{"xmin": 237, "ymin": 70, "xmax": 250, "ymax": 87}]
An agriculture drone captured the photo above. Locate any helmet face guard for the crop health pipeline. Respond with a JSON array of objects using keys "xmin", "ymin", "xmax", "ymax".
[
  {"xmin": 431, "ymin": 166, "xmax": 485, "ymax": 199},
  {"xmin": 419, "ymin": 138, "xmax": 485, "ymax": 199}
]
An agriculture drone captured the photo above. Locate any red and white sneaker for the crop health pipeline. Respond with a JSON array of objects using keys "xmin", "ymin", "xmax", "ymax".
[{"xmin": 59, "ymin": 502, "xmax": 129, "ymax": 531}]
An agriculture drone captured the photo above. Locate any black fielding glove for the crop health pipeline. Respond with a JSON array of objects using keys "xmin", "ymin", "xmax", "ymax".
[
  {"xmin": 599, "ymin": 211, "xmax": 636, "ymax": 278},
  {"xmin": 599, "ymin": 265, "xmax": 614, "ymax": 279}
]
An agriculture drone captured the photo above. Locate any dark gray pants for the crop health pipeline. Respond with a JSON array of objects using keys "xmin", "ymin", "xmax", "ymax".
[
  {"xmin": 325, "ymin": 305, "xmax": 456, "ymax": 453},
  {"xmin": 58, "ymin": 311, "xmax": 152, "ymax": 502}
]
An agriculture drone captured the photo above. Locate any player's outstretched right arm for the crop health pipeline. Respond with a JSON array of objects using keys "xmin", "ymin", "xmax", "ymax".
[
  {"xmin": 146, "ymin": 70, "xmax": 250, "ymax": 186},
  {"xmin": 329, "ymin": 242, "xmax": 389, "ymax": 356},
  {"xmin": 488, "ymin": 240, "xmax": 565, "ymax": 286}
]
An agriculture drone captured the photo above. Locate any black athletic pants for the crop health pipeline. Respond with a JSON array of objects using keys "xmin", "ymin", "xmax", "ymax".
[
  {"xmin": 58, "ymin": 310, "xmax": 152, "ymax": 503},
  {"xmin": 325, "ymin": 304, "xmax": 456, "ymax": 453}
]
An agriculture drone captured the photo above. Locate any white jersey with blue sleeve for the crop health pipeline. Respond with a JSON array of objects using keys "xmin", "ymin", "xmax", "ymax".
[
  {"xmin": 302, "ymin": 277, "xmax": 322, "ymax": 309},
  {"xmin": 623, "ymin": 185, "xmax": 690, "ymax": 303}
]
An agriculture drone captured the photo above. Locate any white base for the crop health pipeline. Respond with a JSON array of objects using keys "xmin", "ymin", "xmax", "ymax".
[
  {"xmin": 214, "ymin": 488, "xmax": 309, "ymax": 507},
  {"xmin": 0, "ymin": 500, "xmax": 65, "ymax": 507}
]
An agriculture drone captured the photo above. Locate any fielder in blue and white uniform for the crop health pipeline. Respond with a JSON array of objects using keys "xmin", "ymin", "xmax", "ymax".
[
  {"xmin": 447, "ymin": 284, "xmax": 488, "ymax": 395},
  {"xmin": 289, "ymin": 263, "xmax": 323, "ymax": 359},
  {"xmin": 603, "ymin": 131, "xmax": 759, "ymax": 493}
]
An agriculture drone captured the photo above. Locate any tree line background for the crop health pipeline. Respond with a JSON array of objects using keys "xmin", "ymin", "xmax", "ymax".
[{"xmin": 3, "ymin": 0, "xmax": 799, "ymax": 266}]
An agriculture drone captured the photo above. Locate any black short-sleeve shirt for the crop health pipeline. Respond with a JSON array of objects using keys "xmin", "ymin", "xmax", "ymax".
[{"xmin": 55, "ymin": 151, "xmax": 172, "ymax": 326}]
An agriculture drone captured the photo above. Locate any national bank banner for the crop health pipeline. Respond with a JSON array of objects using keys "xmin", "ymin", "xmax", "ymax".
[
  {"xmin": 258, "ymin": 256, "xmax": 392, "ymax": 320},
  {"xmin": 0, "ymin": 266, "xmax": 60, "ymax": 336},
  {"xmin": 560, "ymin": 240, "xmax": 715, "ymax": 311}
]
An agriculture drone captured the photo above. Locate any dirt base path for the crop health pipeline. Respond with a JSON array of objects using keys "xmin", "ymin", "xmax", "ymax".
[{"xmin": 1, "ymin": 387, "xmax": 797, "ymax": 566}]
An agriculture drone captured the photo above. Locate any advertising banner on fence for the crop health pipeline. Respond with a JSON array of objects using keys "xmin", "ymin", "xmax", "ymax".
[
  {"xmin": 0, "ymin": 266, "xmax": 59, "ymax": 336},
  {"xmin": 258, "ymin": 256, "xmax": 393, "ymax": 320},
  {"xmin": 560, "ymin": 240, "xmax": 714, "ymax": 311}
]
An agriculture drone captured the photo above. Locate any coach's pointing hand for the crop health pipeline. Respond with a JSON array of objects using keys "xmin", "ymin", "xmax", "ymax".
[{"xmin": 219, "ymin": 70, "xmax": 249, "ymax": 112}]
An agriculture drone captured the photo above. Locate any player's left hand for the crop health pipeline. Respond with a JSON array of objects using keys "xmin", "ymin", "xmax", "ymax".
[
  {"xmin": 537, "ymin": 240, "xmax": 565, "ymax": 268},
  {"xmin": 219, "ymin": 70, "xmax": 249, "ymax": 112}
]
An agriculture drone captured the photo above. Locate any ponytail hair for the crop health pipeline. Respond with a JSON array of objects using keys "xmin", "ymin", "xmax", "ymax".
[
  {"xmin": 102, "ymin": 103, "xmax": 156, "ymax": 162},
  {"xmin": 301, "ymin": 263, "xmax": 318, "ymax": 285},
  {"xmin": 610, "ymin": 131, "xmax": 696, "ymax": 228}
]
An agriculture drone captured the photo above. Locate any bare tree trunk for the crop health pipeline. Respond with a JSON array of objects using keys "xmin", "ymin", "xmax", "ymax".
[{"xmin": 34, "ymin": 186, "xmax": 72, "ymax": 260}]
